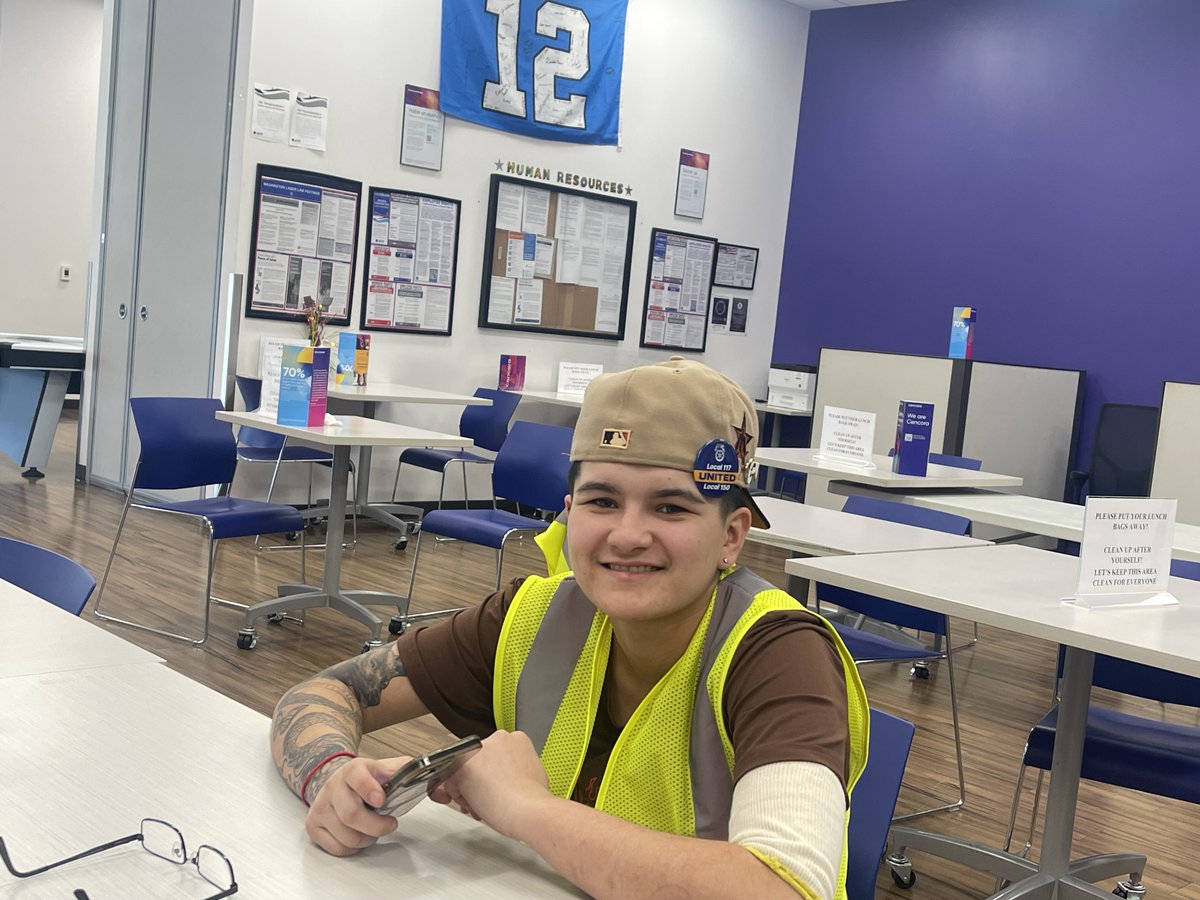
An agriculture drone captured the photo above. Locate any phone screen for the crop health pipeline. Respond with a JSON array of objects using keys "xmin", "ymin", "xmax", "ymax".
[{"xmin": 371, "ymin": 735, "xmax": 482, "ymax": 817}]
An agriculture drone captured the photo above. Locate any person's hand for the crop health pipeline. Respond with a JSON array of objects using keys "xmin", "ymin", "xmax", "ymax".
[
  {"xmin": 305, "ymin": 755, "xmax": 408, "ymax": 856},
  {"xmin": 430, "ymin": 730, "xmax": 553, "ymax": 841}
]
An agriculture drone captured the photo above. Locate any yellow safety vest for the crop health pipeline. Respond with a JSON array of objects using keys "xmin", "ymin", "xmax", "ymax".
[{"xmin": 493, "ymin": 568, "xmax": 869, "ymax": 898}]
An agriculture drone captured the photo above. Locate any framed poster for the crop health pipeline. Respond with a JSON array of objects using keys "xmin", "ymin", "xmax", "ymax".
[
  {"xmin": 640, "ymin": 227, "xmax": 718, "ymax": 352},
  {"xmin": 245, "ymin": 164, "xmax": 362, "ymax": 326},
  {"xmin": 359, "ymin": 186, "xmax": 461, "ymax": 336},
  {"xmin": 713, "ymin": 243, "xmax": 759, "ymax": 290},
  {"xmin": 478, "ymin": 174, "xmax": 637, "ymax": 341}
]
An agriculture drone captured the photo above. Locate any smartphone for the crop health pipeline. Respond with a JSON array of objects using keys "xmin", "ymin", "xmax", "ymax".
[{"xmin": 369, "ymin": 735, "xmax": 482, "ymax": 817}]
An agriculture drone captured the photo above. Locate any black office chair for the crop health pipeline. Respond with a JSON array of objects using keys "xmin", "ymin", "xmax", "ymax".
[{"xmin": 1065, "ymin": 403, "xmax": 1159, "ymax": 504}]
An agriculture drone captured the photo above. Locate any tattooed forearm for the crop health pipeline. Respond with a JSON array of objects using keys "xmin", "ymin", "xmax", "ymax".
[
  {"xmin": 271, "ymin": 682, "xmax": 362, "ymax": 797},
  {"xmin": 324, "ymin": 643, "xmax": 406, "ymax": 709}
]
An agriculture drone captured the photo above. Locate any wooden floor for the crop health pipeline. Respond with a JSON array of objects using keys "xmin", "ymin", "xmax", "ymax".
[{"xmin": 6, "ymin": 412, "xmax": 1199, "ymax": 899}]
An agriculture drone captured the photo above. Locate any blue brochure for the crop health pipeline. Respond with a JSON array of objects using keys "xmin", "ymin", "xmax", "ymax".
[
  {"xmin": 892, "ymin": 401, "xmax": 935, "ymax": 476},
  {"xmin": 277, "ymin": 344, "xmax": 330, "ymax": 427}
]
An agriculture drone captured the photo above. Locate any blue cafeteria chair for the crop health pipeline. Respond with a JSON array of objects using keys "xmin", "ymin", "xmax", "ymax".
[
  {"xmin": 818, "ymin": 495, "xmax": 973, "ymax": 817},
  {"xmin": 392, "ymin": 420, "xmax": 573, "ymax": 634},
  {"xmin": 846, "ymin": 708, "xmax": 916, "ymax": 899},
  {"xmin": 93, "ymin": 397, "xmax": 306, "ymax": 645},
  {"xmin": 999, "ymin": 558, "xmax": 1200, "ymax": 897},
  {"xmin": 0, "ymin": 536, "xmax": 96, "ymax": 615},
  {"xmin": 390, "ymin": 387, "xmax": 522, "ymax": 510},
  {"xmin": 233, "ymin": 375, "xmax": 356, "ymax": 551}
]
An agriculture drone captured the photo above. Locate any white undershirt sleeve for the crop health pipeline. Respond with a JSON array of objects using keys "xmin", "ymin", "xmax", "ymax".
[{"xmin": 728, "ymin": 760, "xmax": 847, "ymax": 900}]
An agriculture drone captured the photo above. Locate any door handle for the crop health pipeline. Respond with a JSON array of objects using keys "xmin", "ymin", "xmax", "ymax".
[
  {"xmin": 118, "ymin": 303, "xmax": 128, "ymax": 319},
  {"xmin": 139, "ymin": 305, "xmax": 148, "ymax": 321}
]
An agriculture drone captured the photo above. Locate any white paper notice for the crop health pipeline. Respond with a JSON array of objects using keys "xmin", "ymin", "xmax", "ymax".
[
  {"xmin": 495, "ymin": 183, "xmax": 524, "ymax": 231},
  {"xmin": 1071, "ymin": 497, "xmax": 1179, "ymax": 608},
  {"xmin": 258, "ymin": 337, "xmax": 289, "ymax": 419},
  {"xmin": 489, "ymin": 276, "xmax": 515, "ymax": 324},
  {"xmin": 290, "ymin": 92, "xmax": 329, "ymax": 151},
  {"xmin": 522, "ymin": 188, "xmax": 551, "ymax": 236},
  {"xmin": 554, "ymin": 195, "xmax": 583, "ymax": 241},
  {"xmin": 534, "ymin": 236, "xmax": 555, "ymax": 278},
  {"xmin": 556, "ymin": 240, "xmax": 582, "ymax": 284},
  {"xmin": 251, "ymin": 84, "xmax": 290, "ymax": 143},
  {"xmin": 400, "ymin": 86, "xmax": 444, "ymax": 171},
  {"xmin": 506, "ymin": 234, "xmax": 536, "ymax": 279},
  {"xmin": 817, "ymin": 407, "xmax": 877, "ymax": 467},
  {"xmin": 557, "ymin": 362, "xmax": 603, "ymax": 395},
  {"xmin": 675, "ymin": 150, "xmax": 709, "ymax": 219},
  {"xmin": 515, "ymin": 278, "xmax": 544, "ymax": 324}
]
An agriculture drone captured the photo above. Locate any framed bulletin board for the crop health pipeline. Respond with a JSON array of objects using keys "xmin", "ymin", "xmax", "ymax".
[
  {"xmin": 245, "ymin": 164, "xmax": 362, "ymax": 326},
  {"xmin": 640, "ymin": 227, "xmax": 718, "ymax": 352},
  {"xmin": 713, "ymin": 242, "xmax": 759, "ymax": 290},
  {"xmin": 359, "ymin": 186, "xmax": 461, "ymax": 335},
  {"xmin": 478, "ymin": 174, "xmax": 637, "ymax": 341}
]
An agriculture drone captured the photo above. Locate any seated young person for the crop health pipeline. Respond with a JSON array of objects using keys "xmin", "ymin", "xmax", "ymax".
[{"xmin": 270, "ymin": 358, "xmax": 869, "ymax": 900}]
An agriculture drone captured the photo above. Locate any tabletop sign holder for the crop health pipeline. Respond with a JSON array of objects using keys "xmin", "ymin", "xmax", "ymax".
[
  {"xmin": 557, "ymin": 362, "xmax": 603, "ymax": 396},
  {"xmin": 815, "ymin": 406, "xmax": 876, "ymax": 468},
  {"xmin": 1070, "ymin": 496, "xmax": 1179, "ymax": 609},
  {"xmin": 892, "ymin": 400, "xmax": 935, "ymax": 476},
  {"xmin": 277, "ymin": 344, "xmax": 330, "ymax": 427}
]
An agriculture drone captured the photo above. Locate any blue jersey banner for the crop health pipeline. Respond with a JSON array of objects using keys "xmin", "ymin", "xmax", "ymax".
[{"xmin": 441, "ymin": 0, "xmax": 628, "ymax": 145}]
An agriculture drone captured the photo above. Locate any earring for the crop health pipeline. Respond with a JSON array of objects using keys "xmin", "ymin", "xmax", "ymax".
[{"xmin": 722, "ymin": 557, "xmax": 730, "ymax": 567}]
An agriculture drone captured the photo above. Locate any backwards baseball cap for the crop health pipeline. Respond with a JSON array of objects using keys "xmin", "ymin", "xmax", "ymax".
[{"xmin": 570, "ymin": 357, "xmax": 770, "ymax": 529}]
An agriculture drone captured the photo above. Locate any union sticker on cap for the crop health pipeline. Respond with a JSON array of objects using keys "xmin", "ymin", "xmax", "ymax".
[
  {"xmin": 601, "ymin": 428, "xmax": 631, "ymax": 449},
  {"xmin": 693, "ymin": 438, "xmax": 739, "ymax": 496}
]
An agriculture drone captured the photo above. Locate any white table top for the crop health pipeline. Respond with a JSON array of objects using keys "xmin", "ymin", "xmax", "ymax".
[
  {"xmin": 785, "ymin": 544, "xmax": 1200, "ymax": 677},
  {"xmin": 217, "ymin": 410, "xmax": 472, "ymax": 450},
  {"xmin": 327, "ymin": 382, "xmax": 491, "ymax": 406},
  {"xmin": 516, "ymin": 389, "xmax": 586, "ymax": 408},
  {"xmin": 874, "ymin": 490, "xmax": 1200, "ymax": 564},
  {"xmin": 754, "ymin": 401, "xmax": 812, "ymax": 418},
  {"xmin": 748, "ymin": 496, "xmax": 991, "ymax": 556},
  {"xmin": 0, "ymin": 663, "xmax": 581, "ymax": 898},
  {"xmin": 0, "ymin": 580, "xmax": 162, "ymax": 678},
  {"xmin": 753, "ymin": 447, "xmax": 1024, "ymax": 490}
]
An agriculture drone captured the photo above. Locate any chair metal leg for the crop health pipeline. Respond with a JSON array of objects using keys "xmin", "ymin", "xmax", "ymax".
[
  {"xmin": 401, "ymin": 528, "xmax": 425, "ymax": 620},
  {"xmin": 93, "ymin": 490, "xmax": 135, "ymax": 620}
]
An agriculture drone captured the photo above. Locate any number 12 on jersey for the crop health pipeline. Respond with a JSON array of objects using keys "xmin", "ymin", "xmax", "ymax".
[{"xmin": 440, "ymin": 0, "xmax": 628, "ymax": 145}]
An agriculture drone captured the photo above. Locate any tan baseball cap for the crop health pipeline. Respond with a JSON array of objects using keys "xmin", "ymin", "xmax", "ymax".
[{"xmin": 571, "ymin": 357, "xmax": 770, "ymax": 528}]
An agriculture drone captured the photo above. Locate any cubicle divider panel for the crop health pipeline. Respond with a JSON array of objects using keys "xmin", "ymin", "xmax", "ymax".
[
  {"xmin": 804, "ymin": 349, "xmax": 956, "ymax": 509},
  {"xmin": 960, "ymin": 361, "xmax": 1083, "ymax": 545},
  {"xmin": 1150, "ymin": 381, "xmax": 1200, "ymax": 524}
]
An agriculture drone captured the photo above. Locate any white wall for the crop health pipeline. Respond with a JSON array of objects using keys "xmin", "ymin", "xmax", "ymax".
[
  {"xmin": 0, "ymin": 0, "xmax": 102, "ymax": 336},
  {"xmin": 234, "ymin": 0, "xmax": 810, "ymax": 502}
]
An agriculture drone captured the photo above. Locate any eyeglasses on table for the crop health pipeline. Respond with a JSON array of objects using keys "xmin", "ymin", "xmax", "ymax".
[{"xmin": 0, "ymin": 817, "xmax": 237, "ymax": 898}]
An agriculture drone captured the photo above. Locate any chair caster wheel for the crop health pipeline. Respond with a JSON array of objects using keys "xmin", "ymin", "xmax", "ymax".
[
  {"xmin": 892, "ymin": 869, "xmax": 916, "ymax": 889},
  {"xmin": 284, "ymin": 531, "xmax": 300, "ymax": 542},
  {"xmin": 1113, "ymin": 879, "xmax": 1146, "ymax": 899},
  {"xmin": 236, "ymin": 630, "xmax": 258, "ymax": 650},
  {"xmin": 388, "ymin": 616, "xmax": 407, "ymax": 635},
  {"xmin": 910, "ymin": 662, "xmax": 931, "ymax": 679},
  {"xmin": 361, "ymin": 640, "xmax": 383, "ymax": 654},
  {"xmin": 887, "ymin": 853, "xmax": 915, "ymax": 889},
  {"xmin": 393, "ymin": 535, "xmax": 408, "ymax": 550},
  {"xmin": 267, "ymin": 612, "xmax": 286, "ymax": 625}
]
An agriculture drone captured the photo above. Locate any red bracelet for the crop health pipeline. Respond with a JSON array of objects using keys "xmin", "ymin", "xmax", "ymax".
[{"xmin": 300, "ymin": 751, "xmax": 356, "ymax": 806}]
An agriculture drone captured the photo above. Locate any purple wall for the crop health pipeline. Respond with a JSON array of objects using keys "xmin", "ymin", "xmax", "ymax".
[{"xmin": 774, "ymin": 0, "xmax": 1200, "ymax": 465}]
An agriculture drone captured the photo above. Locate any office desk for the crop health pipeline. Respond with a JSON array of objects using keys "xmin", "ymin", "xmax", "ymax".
[
  {"xmin": 326, "ymin": 383, "xmax": 490, "ymax": 539},
  {"xmin": 753, "ymin": 447, "xmax": 1024, "ymax": 491},
  {"xmin": 0, "ymin": 579, "xmax": 162, "ymax": 678},
  {"xmin": 849, "ymin": 489, "xmax": 1200, "ymax": 564},
  {"xmin": 515, "ymin": 389, "xmax": 585, "ymax": 408},
  {"xmin": 785, "ymin": 544, "xmax": 1200, "ymax": 897},
  {"xmin": 216, "ymin": 411, "xmax": 469, "ymax": 650},
  {"xmin": 0, "ymin": 334, "xmax": 85, "ymax": 478},
  {"xmin": 0, "ymin": 663, "xmax": 581, "ymax": 899}
]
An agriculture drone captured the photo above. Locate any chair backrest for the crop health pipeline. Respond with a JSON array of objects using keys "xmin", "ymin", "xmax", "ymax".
[
  {"xmin": 841, "ymin": 495, "xmax": 972, "ymax": 536},
  {"xmin": 1088, "ymin": 403, "xmax": 1159, "ymax": 498},
  {"xmin": 846, "ymin": 708, "xmax": 916, "ymax": 900},
  {"xmin": 820, "ymin": 496, "xmax": 971, "ymax": 633},
  {"xmin": 492, "ymin": 421, "xmax": 574, "ymax": 513},
  {"xmin": 0, "ymin": 536, "xmax": 96, "ymax": 615},
  {"xmin": 928, "ymin": 452, "xmax": 982, "ymax": 471},
  {"xmin": 460, "ymin": 388, "xmax": 523, "ymax": 452},
  {"xmin": 129, "ymin": 397, "xmax": 239, "ymax": 490},
  {"xmin": 233, "ymin": 376, "xmax": 285, "ymax": 451}
]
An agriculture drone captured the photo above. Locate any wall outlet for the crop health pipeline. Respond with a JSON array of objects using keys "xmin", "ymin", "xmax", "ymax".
[{"xmin": 59, "ymin": 264, "xmax": 72, "ymax": 282}]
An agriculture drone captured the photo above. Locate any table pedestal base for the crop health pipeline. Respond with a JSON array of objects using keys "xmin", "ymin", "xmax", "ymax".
[
  {"xmin": 887, "ymin": 827, "xmax": 1146, "ymax": 899},
  {"xmin": 238, "ymin": 585, "xmax": 408, "ymax": 651}
]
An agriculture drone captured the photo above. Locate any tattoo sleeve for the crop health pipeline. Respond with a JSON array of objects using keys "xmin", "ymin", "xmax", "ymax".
[{"xmin": 270, "ymin": 643, "xmax": 407, "ymax": 799}]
